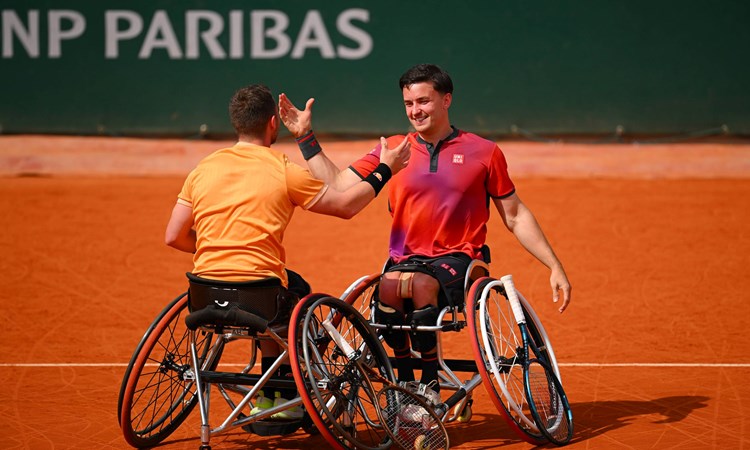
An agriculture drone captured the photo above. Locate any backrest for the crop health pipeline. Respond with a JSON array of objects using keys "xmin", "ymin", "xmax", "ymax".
[{"xmin": 186, "ymin": 272, "xmax": 282, "ymax": 323}]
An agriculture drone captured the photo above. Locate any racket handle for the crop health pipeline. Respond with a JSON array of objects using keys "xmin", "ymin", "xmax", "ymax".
[
  {"xmin": 322, "ymin": 318, "xmax": 357, "ymax": 359},
  {"xmin": 501, "ymin": 275, "xmax": 526, "ymax": 325}
]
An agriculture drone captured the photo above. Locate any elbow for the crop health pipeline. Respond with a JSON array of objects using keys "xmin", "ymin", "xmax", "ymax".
[
  {"xmin": 165, "ymin": 230, "xmax": 179, "ymax": 248},
  {"xmin": 333, "ymin": 208, "xmax": 357, "ymax": 220},
  {"xmin": 331, "ymin": 196, "xmax": 362, "ymax": 219},
  {"xmin": 338, "ymin": 199, "xmax": 367, "ymax": 219}
]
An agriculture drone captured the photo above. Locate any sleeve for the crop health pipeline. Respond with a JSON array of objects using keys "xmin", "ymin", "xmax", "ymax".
[
  {"xmin": 348, "ymin": 149, "xmax": 381, "ymax": 179},
  {"xmin": 348, "ymin": 135, "xmax": 405, "ymax": 179},
  {"xmin": 284, "ymin": 157, "xmax": 327, "ymax": 210},
  {"xmin": 176, "ymin": 170, "xmax": 195, "ymax": 207},
  {"xmin": 486, "ymin": 144, "xmax": 516, "ymax": 199}
]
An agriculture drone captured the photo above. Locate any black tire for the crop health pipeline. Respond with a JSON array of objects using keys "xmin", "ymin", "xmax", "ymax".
[
  {"xmin": 289, "ymin": 295, "xmax": 394, "ymax": 450},
  {"xmin": 339, "ymin": 273, "xmax": 380, "ymax": 319},
  {"xmin": 466, "ymin": 278, "xmax": 547, "ymax": 444},
  {"xmin": 118, "ymin": 293, "xmax": 221, "ymax": 448}
]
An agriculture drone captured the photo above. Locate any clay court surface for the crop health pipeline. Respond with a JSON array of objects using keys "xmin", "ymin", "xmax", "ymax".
[{"xmin": 1, "ymin": 135, "xmax": 749, "ymax": 449}]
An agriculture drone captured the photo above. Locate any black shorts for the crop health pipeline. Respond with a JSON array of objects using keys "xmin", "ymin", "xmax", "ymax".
[
  {"xmin": 385, "ymin": 253, "xmax": 472, "ymax": 308},
  {"xmin": 272, "ymin": 269, "xmax": 311, "ymax": 328}
]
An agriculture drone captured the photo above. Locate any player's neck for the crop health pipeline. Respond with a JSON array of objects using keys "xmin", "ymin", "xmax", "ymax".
[
  {"xmin": 418, "ymin": 123, "xmax": 453, "ymax": 146},
  {"xmin": 237, "ymin": 134, "xmax": 271, "ymax": 147}
]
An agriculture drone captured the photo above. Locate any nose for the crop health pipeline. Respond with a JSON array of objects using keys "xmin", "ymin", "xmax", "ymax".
[{"xmin": 408, "ymin": 103, "xmax": 421, "ymax": 117}]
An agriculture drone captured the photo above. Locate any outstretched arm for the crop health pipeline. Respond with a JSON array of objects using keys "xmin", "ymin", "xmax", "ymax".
[
  {"xmin": 279, "ymin": 93, "xmax": 360, "ymax": 191},
  {"xmin": 494, "ymin": 193, "xmax": 571, "ymax": 312},
  {"xmin": 308, "ymin": 136, "xmax": 410, "ymax": 218}
]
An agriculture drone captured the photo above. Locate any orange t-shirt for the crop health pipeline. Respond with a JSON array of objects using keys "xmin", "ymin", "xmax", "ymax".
[{"xmin": 177, "ymin": 142, "xmax": 326, "ymax": 286}]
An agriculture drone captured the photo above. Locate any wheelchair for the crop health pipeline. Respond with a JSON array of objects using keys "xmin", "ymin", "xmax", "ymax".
[
  {"xmin": 318, "ymin": 259, "xmax": 573, "ymax": 447},
  {"xmin": 118, "ymin": 261, "xmax": 571, "ymax": 449}
]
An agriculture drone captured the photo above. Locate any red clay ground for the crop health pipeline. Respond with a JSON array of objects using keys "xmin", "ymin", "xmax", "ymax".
[{"xmin": 1, "ymin": 136, "xmax": 749, "ymax": 449}]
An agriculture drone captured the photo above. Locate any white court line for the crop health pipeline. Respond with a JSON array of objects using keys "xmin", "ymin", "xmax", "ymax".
[
  {"xmin": 1, "ymin": 362, "xmax": 749, "ymax": 368},
  {"xmin": 0, "ymin": 363, "xmax": 259, "ymax": 368},
  {"xmin": 560, "ymin": 363, "xmax": 750, "ymax": 368}
]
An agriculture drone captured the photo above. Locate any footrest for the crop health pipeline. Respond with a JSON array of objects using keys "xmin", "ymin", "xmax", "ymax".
[{"xmin": 242, "ymin": 418, "xmax": 303, "ymax": 436}]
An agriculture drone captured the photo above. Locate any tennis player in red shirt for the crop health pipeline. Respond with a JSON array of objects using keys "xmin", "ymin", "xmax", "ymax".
[{"xmin": 279, "ymin": 64, "xmax": 571, "ymax": 399}]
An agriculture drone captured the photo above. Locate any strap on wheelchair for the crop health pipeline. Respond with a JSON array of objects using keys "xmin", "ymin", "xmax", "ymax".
[
  {"xmin": 185, "ymin": 305, "xmax": 269, "ymax": 332},
  {"xmin": 385, "ymin": 261, "xmax": 455, "ymax": 308}
]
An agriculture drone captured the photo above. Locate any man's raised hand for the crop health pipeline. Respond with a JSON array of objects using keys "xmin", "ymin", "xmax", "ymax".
[
  {"xmin": 278, "ymin": 93, "xmax": 314, "ymax": 138},
  {"xmin": 379, "ymin": 136, "xmax": 411, "ymax": 175}
]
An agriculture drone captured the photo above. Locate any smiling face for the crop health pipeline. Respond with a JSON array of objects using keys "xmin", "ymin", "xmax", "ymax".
[{"xmin": 402, "ymin": 81, "xmax": 452, "ymax": 142}]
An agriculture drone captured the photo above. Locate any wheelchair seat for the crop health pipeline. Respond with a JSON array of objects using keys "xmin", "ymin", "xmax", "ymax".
[{"xmin": 184, "ymin": 273, "xmax": 294, "ymax": 333}]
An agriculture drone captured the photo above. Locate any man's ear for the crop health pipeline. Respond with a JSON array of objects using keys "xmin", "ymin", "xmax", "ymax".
[
  {"xmin": 443, "ymin": 92, "xmax": 452, "ymax": 109},
  {"xmin": 268, "ymin": 114, "xmax": 279, "ymax": 135}
]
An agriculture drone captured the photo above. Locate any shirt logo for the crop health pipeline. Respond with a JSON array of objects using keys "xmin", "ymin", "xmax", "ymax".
[{"xmin": 452, "ymin": 154, "xmax": 464, "ymax": 164}]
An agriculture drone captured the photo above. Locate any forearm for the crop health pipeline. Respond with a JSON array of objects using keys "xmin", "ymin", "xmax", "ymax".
[
  {"xmin": 340, "ymin": 183, "xmax": 378, "ymax": 218},
  {"xmin": 296, "ymin": 130, "xmax": 359, "ymax": 191},
  {"xmin": 498, "ymin": 195, "xmax": 571, "ymax": 311},
  {"xmin": 310, "ymin": 182, "xmax": 374, "ymax": 219},
  {"xmin": 306, "ymin": 152, "xmax": 352, "ymax": 190},
  {"xmin": 309, "ymin": 164, "xmax": 391, "ymax": 219},
  {"xmin": 509, "ymin": 206, "xmax": 562, "ymax": 270}
]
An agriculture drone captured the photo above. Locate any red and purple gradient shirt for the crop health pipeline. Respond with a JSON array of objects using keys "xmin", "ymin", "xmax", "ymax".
[{"xmin": 349, "ymin": 128, "xmax": 515, "ymax": 263}]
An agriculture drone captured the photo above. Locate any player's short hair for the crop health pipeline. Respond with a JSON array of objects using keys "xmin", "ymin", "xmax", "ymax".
[
  {"xmin": 229, "ymin": 84, "xmax": 277, "ymax": 137},
  {"xmin": 399, "ymin": 64, "xmax": 454, "ymax": 95}
]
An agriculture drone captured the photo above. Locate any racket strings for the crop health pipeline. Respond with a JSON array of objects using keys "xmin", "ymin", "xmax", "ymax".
[
  {"xmin": 378, "ymin": 388, "xmax": 447, "ymax": 450},
  {"xmin": 527, "ymin": 361, "xmax": 570, "ymax": 442}
]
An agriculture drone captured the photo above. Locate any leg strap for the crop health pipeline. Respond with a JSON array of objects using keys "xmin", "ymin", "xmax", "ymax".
[
  {"xmin": 396, "ymin": 272, "xmax": 415, "ymax": 298},
  {"xmin": 407, "ymin": 305, "xmax": 439, "ymax": 353},
  {"xmin": 375, "ymin": 303, "xmax": 408, "ymax": 350}
]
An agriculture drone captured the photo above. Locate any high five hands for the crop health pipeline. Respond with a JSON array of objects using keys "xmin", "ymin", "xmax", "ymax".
[{"xmin": 278, "ymin": 93, "xmax": 314, "ymax": 138}]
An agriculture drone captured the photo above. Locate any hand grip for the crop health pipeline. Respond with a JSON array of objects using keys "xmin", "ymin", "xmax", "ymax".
[
  {"xmin": 501, "ymin": 275, "xmax": 526, "ymax": 325},
  {"xmin": 322, "ymin": 318, "xmax": 357, "ymax": 359}
]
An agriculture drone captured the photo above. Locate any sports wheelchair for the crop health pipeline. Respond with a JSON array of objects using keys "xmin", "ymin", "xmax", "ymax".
[{"xmin": 118, "ymin": 261, "xmax": 572, "ymax": 449}]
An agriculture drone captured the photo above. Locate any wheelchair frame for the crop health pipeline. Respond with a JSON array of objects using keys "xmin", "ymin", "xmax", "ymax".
[{"xmin": 118, "ymin": 260, "xmax": 570, "ymax": 449}]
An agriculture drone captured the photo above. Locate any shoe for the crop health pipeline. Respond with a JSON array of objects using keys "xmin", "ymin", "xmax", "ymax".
[
  {"xmin": 270, "ymin": 391, "xmax": 304, "ymax": 420},
  {"xmin": 398, "ymin": 381, "xmax": 441, "ymax": 406},
  {"xmin": 398, "ymin": 403, "xmax": 429, "ymax": 423},
  {"xmin": 250, "ymin": 390, "xmax": 273, "ymax": 416}
]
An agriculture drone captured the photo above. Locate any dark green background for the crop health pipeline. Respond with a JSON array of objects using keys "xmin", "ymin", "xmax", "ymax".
[{"xmin": 1, "ymin": 1, "xmax": 748, "ymax": 137}]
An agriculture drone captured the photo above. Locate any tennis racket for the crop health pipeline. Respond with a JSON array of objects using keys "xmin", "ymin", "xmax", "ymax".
[
  {"xmin": 500, "ymin": 275, "xmax": 573, "ymax": 445},
  {"xmin": 321, "ymin": 318, "xmax": 449, "ymax": 450}
]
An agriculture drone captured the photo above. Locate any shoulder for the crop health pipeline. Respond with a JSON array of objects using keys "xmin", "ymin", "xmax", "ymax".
[
  {"xmin": 451, "ymin": 130, "xmax": 500, "ymax": 161},
  {"xmin": 455, "ymin": 130, "xmax": 496, "ymax": 148}
]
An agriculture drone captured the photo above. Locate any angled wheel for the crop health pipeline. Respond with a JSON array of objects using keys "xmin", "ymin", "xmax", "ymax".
[
  {"xmin": 289, "ymin": 295, "xmax": 394, "ymax": 450},
  {"xmin": 339, "ymin": 273, "xmax": 380, "ymax": 320},
  {"xmin": 467, "ymin": 278, "xmax": 550, "ymax": 444},
  {"xmin": 118, "ymin": 293, "xmax": 221, "ymax": 448}
]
